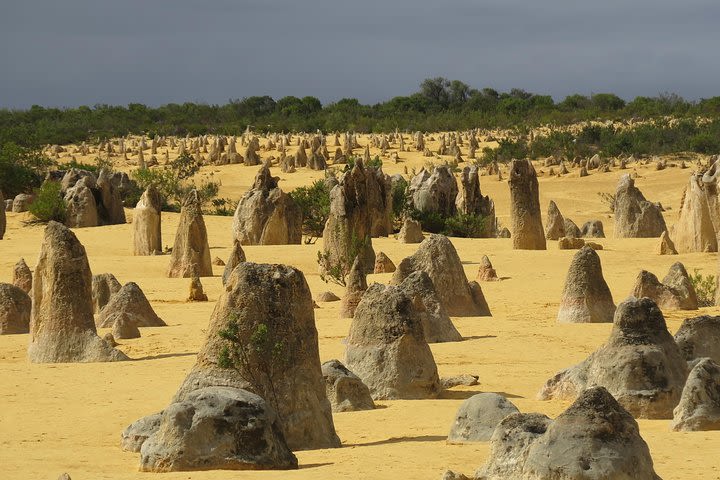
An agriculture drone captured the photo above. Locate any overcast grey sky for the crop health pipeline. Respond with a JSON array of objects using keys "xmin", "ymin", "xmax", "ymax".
[{"xmin": 1, "ymin": 0, "xmax": 718, "ymax": 109}]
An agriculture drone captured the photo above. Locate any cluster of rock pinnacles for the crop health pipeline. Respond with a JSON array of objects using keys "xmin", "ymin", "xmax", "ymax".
[{"xmin": 4, "ymin": 146, "xmax": 720, "ymax": 478}]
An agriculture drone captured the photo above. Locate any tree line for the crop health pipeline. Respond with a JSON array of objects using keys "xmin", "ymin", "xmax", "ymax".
[{"xmin": 2, "ymin": 77, "xmax": 720, "ymax": 148}]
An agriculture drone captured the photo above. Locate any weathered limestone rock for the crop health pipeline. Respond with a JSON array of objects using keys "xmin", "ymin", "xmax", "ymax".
[
  {"xmin": 173, "ymin": 262, "xmax": 340, "ymax": 451},
  {"xmin": 12, "ymin": 258, "xmax": 32, "ymax": 293},
  {"xmin": 121, "ymin": 412, "xmax": 163, "ymax": 452},
  {"xmin": 139, "ymin": 387, "xmax": 298, "ymax": 472},
  {"xmin": 188, "ymin": 277, "xmax": 208, "ymax": 302},
  {"xmin": 456, "ymin": 166, "xmax": 496, "ymax": 237},
  {"xmin": 373, "ymin": 251, "xmax": 396, "ymax": 273},
  {"xmin": 630, "ymin": 262, "xmax": 699, "ymax": 310},
  {"xmin": 441, "ymin": 374, "xmax": 479, "ymax": 389},
  {"xmin": 232, "ymin": 165, "xmax": 302, "ymax": 245},
  {"xmin": 539, "ymin": 297, "xmax": 688, "ymax": 418},
  {"xmin": 111, "ymin": 313, "xmax": 141, "ymax": 340},
  {"xmin": 659, "ymin": 230, "xmax": 678, "ymax": 255},
  {"xmin": 410, "ymin": 166, "xmax": 458, "ymax": 217},
  {"xmin": 557, "ymin": 246, "xmax": 616, "ymax": 323},
  {"xmin": 563, "ymin": 218, "xmax": 582, "ymax": 238},
  {"xmin": 476, "ymin": 255, "xmax": 499, "ymax": 282},
  {"xmin": 97, "ymin": 282, "xmax": 166, "ymax": 328},
  {"xmin": 63, "ymin": 180, "xmax": 98, "ymax": 228},
  {"xmin": 398, "ymin": 217, "xmax": 424, "ymax": 243},
  {"xmin": 316, "ymin": 291, "xmax": 340, "ymax": 302},
  {"xmin": 91, "ymin": 273, "xmax": 121, "ymax": 314},
  {"xmin": 365, "ymin": 166, "xmax": 393, "ymax": 237},
  {"xmin": 0, "ymin": 283, "xmax": 31, "ymax": 334},
  {"xmin": 558, "ymin": 236, "xmax": 586, "ymax": 249},
  {"xmin": 400, "ymin": 270, "xmax": 462, "ymax": 343},
  {"xmin": 391, "ymin": 235, "xmax": 490, "ymax": 317},
  {"xmin": 321, "ymin": 359, "xmax": 375, "ymax": 412},
  {"xmin": 671, "ymin": 358, "xmax": 720, "ymax": 431},
  {"xmin": 339, "ymin": 256, "xmax": 367, "ymax": 319},
  {"xmin": 167, "ymin": 190, "xmax": 213, "ymax": 278},
  {"xmin": 674, "ymin": 316, "xmax": 720, "ymax": 364},
  {"xmin": 97, "ymin": 169, "xmax": 126, "ymax": 225},
  {"xmin": 672, "ymin": 173, "xmax": 718, "ymax": 253},
  {"xmin": 614, "ymin": 174, "xmax": 667, "ymax": 238},
  {"xmin": 447, "ymin": 393, "xmax": 519, "ymax": 443},
  {"xmin": 544, "ymin": 200, "xmax": 565, "ymax": 240},
  {"xmin": 132, "ymin": 185, "xmax": 162, "ymax": 256},
  {"xmin": 321, "ymin": 160, "xmax": 376, "ymax": 275},
  {"xmin": 476, "ymin": 387, "xmax": 660, "ymax": 480},
  {"xmin": 581, "ymin": 219, "xmax": 605, "ymax": 238},
  {"xmin": 222, "ymin": 239, "xmax": 246, "ymax": 286},
  {"xmin": 27, "ymin": 222, "xmax": 128, "ymax": 363},
  {"xmin": 509, "ymin": 159, "xmax": 546, "ymax": 249},
  {"xmin": 12, "ymin": 193, "xmax": 33, "ymax": 213},
  {"xmin": 345, "ymin": 283, "xmax": 441, "ymax": 400}
]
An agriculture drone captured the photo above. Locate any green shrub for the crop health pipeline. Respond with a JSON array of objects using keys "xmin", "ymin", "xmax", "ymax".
[
  {"xmin": 218, "ymin": 315, "xmax": 288, "ymax": 422},
  {"xmin": 391, "ymin": 177, "xmax": 410, "ymax": 226},
  {"xmin": 28, "ymin": 181, "xmax": 66, "ymax": 223},
  {"xmin": 345, "ymin": 155, "xmax": 383, "ymax": 171},
  {"xmin": 689, "ymin": 269, "xmax": 717, "ymax": 307},
  {"xmin": 289, "ymin": 180, "xmax": 330, "ymax": 242},
  {"xmin": 443, "ymin": 213, "xmax": 487, "ymax": 238},
  {"xmin": 0, "ymin": 142, "xmax": 53, "ymax": 198}
]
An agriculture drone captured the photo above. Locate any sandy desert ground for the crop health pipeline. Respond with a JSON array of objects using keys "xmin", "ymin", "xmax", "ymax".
[{"xmin": 1, "ymin": 135, "xmax": 719, "ymax": 479}]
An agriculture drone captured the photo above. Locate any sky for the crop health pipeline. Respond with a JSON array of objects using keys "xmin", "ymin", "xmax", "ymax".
[{"xmin": 1, "ymin": 0, "xmax": 719, "ymax": 109}]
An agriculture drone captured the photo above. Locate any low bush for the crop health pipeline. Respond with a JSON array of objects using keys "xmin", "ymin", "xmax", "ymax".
[
  {"xmin": 28, "ymin": 181, "xmax": 66, "ymax": 223},
  {"xmin": 289, "ymin": 179, "xmax": 331, "ymax": 242}
]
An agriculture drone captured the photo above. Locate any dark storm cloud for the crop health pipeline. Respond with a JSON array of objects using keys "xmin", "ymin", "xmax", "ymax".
[{"xmin": 1, "ymin": 0, "xmax": 718, "ymax": 108}]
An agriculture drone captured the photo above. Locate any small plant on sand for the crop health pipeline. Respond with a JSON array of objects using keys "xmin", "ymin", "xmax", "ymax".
[
  {"xmin": 597, "ymin": 192, "xmax": 616, "ymax": 212},
  {"xmin": 689, "ymin": 269, "xmax": 717, "ymax": 307},
  {"xmin": 217, "ymin": 315, "xmax": 289, "ymax": 422},
  {"xmin": 317, "ymin": 232, "xmax": 368, "ymax": 286},
  {"xmin": 289, "ymin": 179, "xmax": 331, "ymax": 243},
  {"xmin": 27, "ymin": 181, "xmax": 66, "ymax": 223}
]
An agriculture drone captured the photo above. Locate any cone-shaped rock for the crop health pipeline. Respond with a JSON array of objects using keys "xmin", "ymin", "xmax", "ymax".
[
  {"xmin": 630, "ymin": 262, "xmax": 698, "ymax": 310},
  {"xmin": 671, "ymin": 358, "xmax": 720, "ymax": 431},
  {"xmin": 28, "ymin": 222, "xmax": 128, "ymax": 362},
  {"xmin": 557, "ymin": 246, "xmax": 616, "ymax": 323},
  {"xmin": 398, "ymin": 270, "xmax": 462, "ymax": 343},
  {"xmin": 133, "ymin": 185, "xmax": 162, "ymax": 255},
  {"xmin": 373, "ymin": 251, "xmax": 396, "ymax": 273},
  {"xmin": 509, "ymin": 159, "xmax": 546, "ymax": 249},
  {"xmin": 539, "ymin": 297, "xmax": 687, "ymax": 418},
  {"xmin": 112, "ymin": 313, "xmax": 141, "ymax": 340},
  {"xmin": 478, "ymin": 387, "xmax": 660, "ymax": 480},
  {"xmin": 391, "ymin": 234, "xmax": 490, "ymax": 317},
  {"xmin": 64, "ymin": 181, "xmax": 98, "ymax": 228},
  {"xmin": 674, "ymin": 315, "xmax": 720, "ymax": 364},
  {"xmin": 345, "ymin": 283, "xmax": 441, "ymax": 400},
  {"xmin": 97, "ymin": 282, "xmax": 166, "ymax": 328},
  {"xmin": 563, "ymin": 218, "xmax": 582, "ymax": 238},
  {"xmin": 97, "ymin": 169, "xmax": 126, "ymax": 225},
  {"xmin": 339, "ymin": 256, "xmax": 367, "ymax": 318},
  {"xmin": 188, "ymin": 277, "xmax": 208, "ymax": 301},
  {"xmin": 222, "ymin": 239, "xmax": 246, "ymax": 286},
  {"xmin": 167, "ymin": 190, "xmax": 212, "ymax": 278},
  {"xmin": 672, "ymin": 173, "xmax": 718, "ymax": 253},
  {"xmin": 91, "ymin": 273, "xmax": 121, "ymax": 314},
  {"xmin": 476, "ymin": 255, "xmax": 499, "ymax": 282},
  {"xmin": 173, "ymin": 262, "xmax": 340, "ymax": 451},
  {"xmin": 321, "ymin": 359, "xmax": 375, "ymax": 412},
  {"xmin": 232, "ymin": 165, "xmax": 302, "ymax": 245},
  {"xmin": 448, "ymin": 393, "xmax": 519, "ymax": 443},
  {"xmin": 658, "ymin": 230, "xmax": 678, "ymax": 255},
  {"xmin": 0, "ymin": 283, "xmax": 31, "ymax": 334},
  {"xmin": 614, "ymin": 174, "xmax": 667, "ymax": 238},
  {"xmin": 321, "ymin": 160, "xmax": 376, "ymax": 275},
  {"xmin": 12, "ymin": 258, "xmax": 32, "ymax": 293},
  {"xmin": 544, "ymin": 200, "xmax": 565, "ymax": 240},
  {"xmin": 398, "ymin": 217, "xmax": 424, "ymax": 243},
  {"xmin": 139, "ymin": 387, "xmax": 298, "ymax": 472}
]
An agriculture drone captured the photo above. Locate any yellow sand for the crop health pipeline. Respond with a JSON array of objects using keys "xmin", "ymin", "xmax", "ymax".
[{"xmin": 1, "ymin": 137, "xmax": 719, "ymax": 480}]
